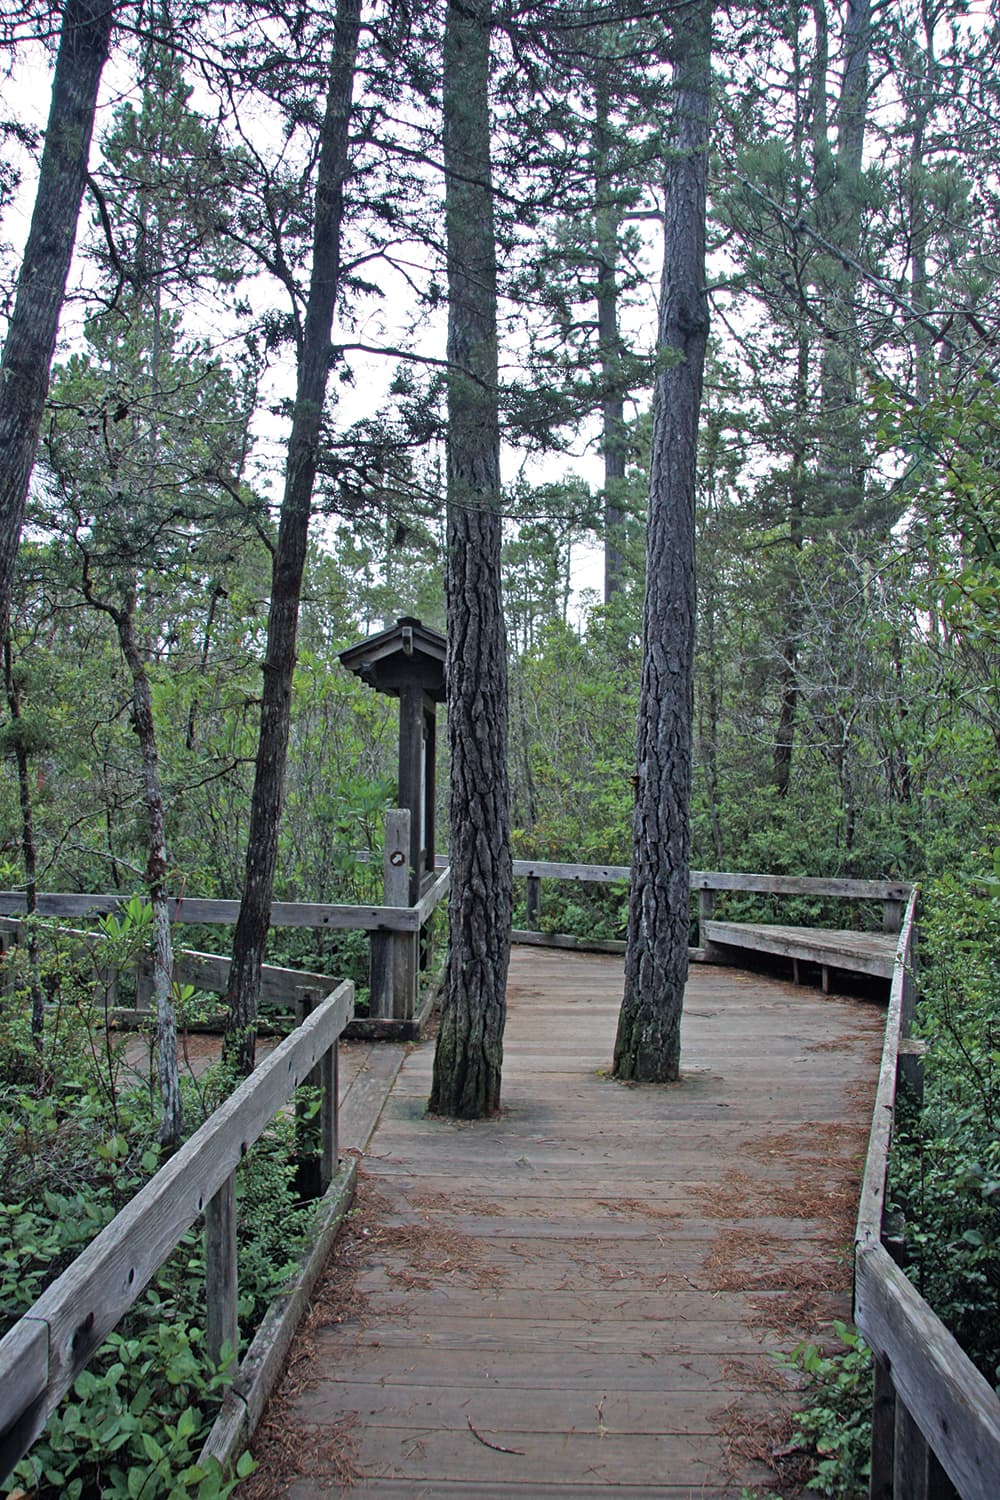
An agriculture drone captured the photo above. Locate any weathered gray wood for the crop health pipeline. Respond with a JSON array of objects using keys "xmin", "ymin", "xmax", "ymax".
[
  {"xmin": 511, "ymin": 928, "xmax": 627, "ymax": 955},
  {"xmin": 0, "ymin": 1318, "xmax": 47, "ymax": 1472},
  {"xmin": 895, "ymin": 1391, "xmax": 931, "ymax": 1499},
  {"xmin": 855, "ymin": 891, "xmax": 918, "ymax": 1248},
  {"xmin": 0, "ymin": 892, "xmax": 422, "ymax": 932},
  {"xmin": 259, "ymin": 948, "xmax": 885, "ymax": 1496},
  {"xmin": 697, "ymin": 887, "xmax": 717, "ymax": 958},
  {"xmin": 321, "ymin": 1044, "xmax": 337, "ymax": 1190},
  {"xmin": 0, "ymin": 980, "xmax": 353, "ymax": 1464},
  {"xmin": 883, "ymin": 899, "xmax": 903, "ymax": 934},
  {"xmin": 691, "ymin": 872, "xmax": 910, "ymax": 900},
  {"xmin": 511, "ymin": 859, "xmax": 630, "ymax": 883},
  {"xmin": 164, "ymin": 951, "xmax": 338, "ymax": 1010},
  {"xmin": 871, "ymin": 1351, "xmax": 895, "ymax": 1499},
  {"xmin": 898, "ymin": 1037, "xmax": 926, "ymax": 1105},
  {"xmin": 525, "ymin": 873, "xmax": 541, "ymax": 931},
  {"xmin": 855, "ymin": 1242, "xmax": 1000, "ymax": 1500},
  {"xmin": 413, "ymin": 864, "xmax": 450, "ymax": 926},
  {"xmin": 205, "ymin": 1175, "xmax": 238, "ymax": 1370},
  {"xmin": 370, "ymin": 812, "xmax": 411, "ymax": 1020},
  {"xmin": 704, "ymin": 921, "xmax": 898, "ymax": 980}
]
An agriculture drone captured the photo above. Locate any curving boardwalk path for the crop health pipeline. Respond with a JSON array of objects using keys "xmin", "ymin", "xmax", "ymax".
[{"xmin": 246, "ymin": 948, "xmax": 887, "ymax": 1498}]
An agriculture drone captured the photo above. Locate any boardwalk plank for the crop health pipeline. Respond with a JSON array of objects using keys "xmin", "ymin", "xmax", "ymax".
[{"xmin": 247, "ymin": 948, "xmax": 883, "ymax": 1497}]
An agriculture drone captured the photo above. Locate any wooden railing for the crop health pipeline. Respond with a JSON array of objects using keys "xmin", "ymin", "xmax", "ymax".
[
  {"xmin": 0, "ymin": 812, "xmax": 450, "ymax": 1029},
  {"xmin": 0, "ymin": 978, "xmax": 354, "ymax": 1481},
  {"xmin": 853, "ymin": 890, "xmax": 1000, "ymax": 1499},
  {"xmin": 503, "ymin": 859, "xmax": 910, "ymax": 949}
]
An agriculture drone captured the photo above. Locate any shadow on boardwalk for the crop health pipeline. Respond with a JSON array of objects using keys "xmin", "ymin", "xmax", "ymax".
[{"xmin": 243, "ymin": 947, "xmax": 886, "ymax": 1499}]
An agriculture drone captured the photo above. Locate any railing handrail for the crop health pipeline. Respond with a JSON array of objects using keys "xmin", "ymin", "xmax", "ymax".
[
  {"xmin": 0, "ymin": 869, "xmax": 908, "ymax": 929},
  {"xmin": 852, "ymin": 889, "xmax": 1000, "ymax": 1497},
  {"xmin": 423, "ymin": 855, "xmax": 911, "ymax": 903},
  {"xmin": 0, "ymin": 979, "xmax": 354, "ymax": 1481},
  {"xmin": 855, "ymin": 889, "xmax": 919, "ymax": 1246},
  {"xmin": 0, "ymin": 892, "xmax": 425, "ymax": 932}
]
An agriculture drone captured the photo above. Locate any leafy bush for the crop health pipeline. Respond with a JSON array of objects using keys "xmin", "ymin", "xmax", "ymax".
[
  {"xmin": 889, "ymin": 869, "xmax": 1000, "ymax": 1385},
  {"xmin": 778, "ymin": 1322, "xmax": 872, "ymax": 1499},
  {"xmin": 0, "ymin": 923, "xmax": 334, "ymax": 1497}
]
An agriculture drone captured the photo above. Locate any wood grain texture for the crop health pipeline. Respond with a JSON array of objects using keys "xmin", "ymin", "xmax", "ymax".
[
  {"xmin": 855, "ymin": 1243, "xmax": 1000, "ymax": 1499},
  {"xmin": 256, "ymin": 948, "xmax": 885, "ymax": 1496},
  {"xmin": 704, "ymin": 920, "xmax": 898, "ymax": 978}
]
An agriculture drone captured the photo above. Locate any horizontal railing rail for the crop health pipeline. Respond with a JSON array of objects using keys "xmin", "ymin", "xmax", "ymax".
[
  {"xmin": 853, "ymin": 890, "xmax": 1000, "ymax": 1499},
  {"xmin": 0, "ymin": 891, "xmax": 425, "ymax": 931},
  {"xmin": 0, "ymin": 916, "xmax": 340, "ymax": 1017},
  {"xmin": 503, "ymin": 859, "xmax": 910, "ymax": 950},
  {"xmin": 0, "ymin": 829, "xmax": 451, "ymax": 1028},
  {"xmin": 0, "ymin": 979, "xmax": 354, "ymax": 1482}
]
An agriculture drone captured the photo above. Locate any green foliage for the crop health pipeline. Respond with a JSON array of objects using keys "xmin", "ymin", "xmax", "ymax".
[
  {"xmin": 777, "ymin": 1322, "xmax": 872, "ymax": 1499},
  {"xmin": 889, "ymin": 866, "xmax": 1000, "ymax": 1384},
  {"xmin": 0, "ymin": 928, "xmax": 330, "ymax": 1497},
  {"xmin": 9, "ymin": 1327, "xmax": 252, "ymax": 1500}
]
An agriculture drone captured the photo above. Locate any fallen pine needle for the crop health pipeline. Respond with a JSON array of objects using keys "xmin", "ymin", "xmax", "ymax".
[{"xmin": 466, "ymin": 1415, "xmax": 525, "ymax": 1455}]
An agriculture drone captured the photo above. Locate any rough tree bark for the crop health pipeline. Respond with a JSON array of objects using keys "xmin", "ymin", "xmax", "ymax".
[
  {"xmin": 593, "ymin": 57, "xmax": 628, "ymax": 603},
  {"xmin": 428, "ymin": 0, "xmax": 512, "ymax": 1120},
  {"xmin": 222, "ymin": 0, "xmax": 361, "ymax": 1074},
  {"xmin": 0, "ymin": 0, "xmax": 114, "ymax": 643},
  {"xmin": 613, "ymin": 0, "xmax": 712, "ymax": 1083}
]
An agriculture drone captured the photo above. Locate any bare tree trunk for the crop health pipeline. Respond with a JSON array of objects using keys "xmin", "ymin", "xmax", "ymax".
[
  {"xmin": 3, "ymin": 635, "xmax": 45, "ymax": 1052},
  {"xmin": 222, "ymin": 0, "xmax": 361, "ymax": 1075},
  {"xmin": 0, "ymin": 0, "xmax": 113, "ymax": 642},
  {"xmin": 594, "ymin": 60, "xmax": 628, "ymax": 602},
  {"xmin": 773, "ymin": 333, "xmax": 808, "ymax": 795},
  {"xmin": 817, "ymin": 0, "xmax": 871, "ymax": 517},
  {"xmin": 613, "ymin": 0, "xmax": 712, "ymax": 1084},
  {"xmin": 115, "ymin": 606, "xmax": 182, "ymax": 1146},
  {"xmin": 80, "ymin": 566, "xmax": 184, "ymax": 1146},
  {"xmin": 429, "ymin": 0, "xmax": 512, "ymax": 1120}
]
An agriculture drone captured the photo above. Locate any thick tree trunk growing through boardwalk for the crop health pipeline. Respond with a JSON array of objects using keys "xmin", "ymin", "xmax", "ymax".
[
  {"xmin": 0, "ymin": 0, "xmax": 113, "ymax": 643},
  {"xmin": 222, "ymin": 0, "xmax": 361, "ymax": 1075},
  {"xmin": 613, "ymin": 1, "xmax": 712, "ymax": 1084},
  {"xmin": 429, "ymin": 0, "xmax": 512, "ymax": 1121}
]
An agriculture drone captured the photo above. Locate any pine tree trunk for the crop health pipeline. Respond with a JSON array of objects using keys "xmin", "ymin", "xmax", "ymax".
[
  {"xmin": 429, "ymin": 0, "xmax": 512, "ymax": 1120},
  {"xmin": 0, "ymin": 0, "xmax": 113, "ymax": 642},
  {"xmin": 594, "ymin": 60, "xmax": 628, "ymax": 602},
  {"xmin": 613, "ymin": 0, "xmax": 712, "ymax": 1084},
  {"xmin": 3, "ymin": 636, "xmax": 44, "ymax": 1052},
  {"xmin": 222, "ymin": 0, "xmax": 361, "ymax": 1075},
  {"xmin": 114, "ymin": 600, "xmax": 183, "ymax": 1146},
  {"xmin": 818, "ymin": 0, "xmax": 871, "ymax": 517}
]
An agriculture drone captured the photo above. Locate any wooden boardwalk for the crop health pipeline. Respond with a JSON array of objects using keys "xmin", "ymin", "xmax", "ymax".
[
  {"xmin": 702, "ymin": 921, "xmax": 898, "ymax": 986},
  {"xmin": 246, "ymin": 949, "xmax": 887, "ymax": 1498}
]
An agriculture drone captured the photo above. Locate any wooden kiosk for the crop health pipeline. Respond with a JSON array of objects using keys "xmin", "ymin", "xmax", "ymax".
[{"xmin": 339, "ymin": 617, "xmax": 446, "ymax": 1019}]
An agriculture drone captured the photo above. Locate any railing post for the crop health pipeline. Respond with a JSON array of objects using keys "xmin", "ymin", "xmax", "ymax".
[
  {"xmin": 378, "ymin": 809, "xmax": 416, "ymax": 1020},
  {"xmin": 698, "ymin": 886, "xmax": 722, "ymax": 960},
  {"xmin": 883, "ymin": 898, "xmax": 903, "ymax": 934},
  {"xmin": 895, "ymin": 1392, "xmax": 932, "ymax": 1498},
  {"xmin": 525, "ymin": 874, "xmax": 541, "ymax": 933},
  {"xmin": 870, "ymin": 1352, "xmax": 895, "ymax": 1499},
  {"xmin": 369, "ymin": 809, "xmax": 410, "ymax": 1019},
  {"xmin": 205, "ymin": 1174, "xmax": 238, "ymax": 1370},
  {"xmin": 320, "ymin": 1039, "xmax": 338, "ymax": 1191}
]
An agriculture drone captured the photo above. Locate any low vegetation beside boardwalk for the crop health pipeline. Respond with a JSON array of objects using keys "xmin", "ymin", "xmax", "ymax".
[{"xmin": 0, "ymin": 918, "xmax": 335, "ymax": 1500}]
